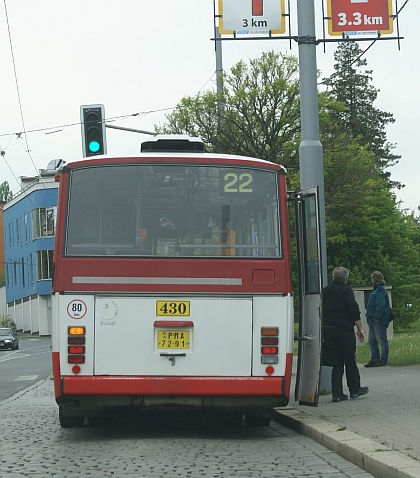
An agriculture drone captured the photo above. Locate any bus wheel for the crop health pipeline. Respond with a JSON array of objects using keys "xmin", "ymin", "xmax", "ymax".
[
  {"xmin": 245, "ymin": 413, "xmax": 271, "ymax": 427},
  {"xmin": 88, "ymin": 416, "xmax": 114, "ymax": 427},
  {"xmin": 59, "ymin": 407, "xmax": 84, "ymax": 428}
]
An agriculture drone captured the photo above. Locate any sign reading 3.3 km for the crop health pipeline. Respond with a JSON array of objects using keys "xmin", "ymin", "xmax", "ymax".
[{"xmin": 327, "ymin": 0, "xmax": 393, "ymax": 36}]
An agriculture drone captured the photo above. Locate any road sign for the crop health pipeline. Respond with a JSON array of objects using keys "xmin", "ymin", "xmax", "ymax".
[
  {"xmin": 327, "ymin": 0, "xmax": 393, "ymax": 36},
  {"xmin": 218, "ymin": 0, "xmax": 286, "ymax": 35}
]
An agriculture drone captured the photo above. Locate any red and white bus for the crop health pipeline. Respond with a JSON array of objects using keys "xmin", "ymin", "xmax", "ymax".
[{"xmin": 51, "ymin": 136, "xmax": 321, "ymax": 427}]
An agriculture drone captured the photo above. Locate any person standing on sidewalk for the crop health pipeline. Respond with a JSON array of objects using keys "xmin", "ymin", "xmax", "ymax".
[
  {"xmin": 364, "ymin": 271, "xmax": 391, "ymax": 368},
  {"xmin": 323, "ymin": 267, "xmax": 369, "ymax": 402}
]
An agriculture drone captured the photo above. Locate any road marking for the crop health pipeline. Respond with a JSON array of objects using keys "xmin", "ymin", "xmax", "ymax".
[{"xmin": 15, "ymin": 375, "xmax": 39, "ymax": 381}]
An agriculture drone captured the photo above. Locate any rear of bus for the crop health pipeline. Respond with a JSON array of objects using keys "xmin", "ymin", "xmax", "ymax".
[{"xmin": 51, "ymin": 138, "xmax": 294, "ymax": 427}]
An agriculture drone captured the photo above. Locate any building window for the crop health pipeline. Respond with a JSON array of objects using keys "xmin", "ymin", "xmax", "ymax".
[
  {"xmin": 8, "ymin": 223, "xmax": 13, "ymax": 246},
  {"xmin": 16, "ymin": 218, "xmax": 20, "ymax": 243},
  {"xmin": 30, "ymin": 254, "xmax": 34, "ymax": 284},
  {"xmin": 13, "ymin": 261, "xmax": 17, "ymax": 284},
  {"xmin": 36, "ymin": 250, "xmax": 54, "ymax": 280},
  {"xmin": 22, "ymin": 257, "xmax": 25, "ymax": 287},
  {"xmin": 32, "ymin": 207, "xmax": 57, "ymax": 239},
  {"xmin": 24, "ymin": 214, "xmax": 29, "ymax": 243}
]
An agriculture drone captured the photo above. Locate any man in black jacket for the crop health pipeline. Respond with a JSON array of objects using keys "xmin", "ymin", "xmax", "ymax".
[{"xmin": 323, "ymin": 267, "xmax": 369, "ymax": 402}]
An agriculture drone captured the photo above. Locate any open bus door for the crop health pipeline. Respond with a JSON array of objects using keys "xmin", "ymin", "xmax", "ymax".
[{"xmin": 294, "ymin": 186, "xmax": 323, "ymax": 406}]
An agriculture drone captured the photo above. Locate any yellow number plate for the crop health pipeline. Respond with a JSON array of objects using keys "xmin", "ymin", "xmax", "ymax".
[
  {"xmin": 156, "ymin": 301, "xmax": 190, "ymax": 316},
  {"xmin": 157, "ymin": 330, "xmax": 190, "ymax": 349}
]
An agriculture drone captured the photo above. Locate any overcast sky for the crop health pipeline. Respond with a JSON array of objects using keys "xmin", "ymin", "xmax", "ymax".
[{"xmin": 1, "ymin": 1, "xmax": 418, "ymax": 211}]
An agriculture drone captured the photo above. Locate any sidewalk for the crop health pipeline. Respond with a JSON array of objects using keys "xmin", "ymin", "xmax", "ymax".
[{"xmin": 273, "ymin": 362, "xmax": 420, "ymax": 478}]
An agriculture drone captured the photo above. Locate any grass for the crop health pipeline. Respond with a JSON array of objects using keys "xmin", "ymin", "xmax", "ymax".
[
  {"xmin": 356, "ymin": 333, "xmax": 420, "ymax": 367},
  {"xmin": 295, "ymin": 319, "xmax": 420, "ymax": 367}
]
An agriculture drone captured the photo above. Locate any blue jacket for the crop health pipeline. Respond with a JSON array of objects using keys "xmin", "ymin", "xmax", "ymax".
[{"xmin": 366, "ymin": 281, "xmax": 391, "ymax": 327}]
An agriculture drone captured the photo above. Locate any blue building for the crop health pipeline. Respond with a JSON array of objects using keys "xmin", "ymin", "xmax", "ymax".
[{"xmin": 3, "ymin": 163, "xmax": 61, "ymax": 335}]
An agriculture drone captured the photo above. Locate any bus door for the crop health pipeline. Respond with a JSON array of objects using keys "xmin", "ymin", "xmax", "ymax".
[{"xmin": 294, "ymin": 186, "xmax": 322, "ymax": 406}]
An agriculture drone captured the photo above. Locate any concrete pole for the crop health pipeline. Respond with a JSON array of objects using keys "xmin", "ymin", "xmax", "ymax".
[
  {"xmin": 297, "ymin": 0, "xmax": 328, "ymax": 287},
  {"xmin": 214, "ymin": 0, "xmax": 224, "ymax": 124}
]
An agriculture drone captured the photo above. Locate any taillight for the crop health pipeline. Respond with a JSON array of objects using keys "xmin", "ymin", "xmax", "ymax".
[
  {"xmin": 261, "ymin": 327, "xmax": 279, "ymax": 365},
  {"xmin": 68, "ymin": 326, "xmax": 85, "ymax": 366}
]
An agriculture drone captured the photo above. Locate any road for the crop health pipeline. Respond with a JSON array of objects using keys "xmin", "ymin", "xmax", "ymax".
[
  {"xmin": 1, "ymin": 336, "xmax": 376, "ymax": 477},
  {"xmin": 0, "ymin": 335, "xmax": 52, "ymax": 401}
]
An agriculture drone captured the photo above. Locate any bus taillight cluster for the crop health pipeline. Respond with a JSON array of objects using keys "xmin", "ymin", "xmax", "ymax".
[
  {"xmin": 261, "ymin": 327, "xmax": 279, "ymax": 367},
  {"xmin": 68, "ymin": 326, "xmax": 86, "ymax": 373}
]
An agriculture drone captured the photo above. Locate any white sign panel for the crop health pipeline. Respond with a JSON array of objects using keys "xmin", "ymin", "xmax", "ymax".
[{"xmin": 219, "ymin": 0, "xmax": 286, "ymax": 35}]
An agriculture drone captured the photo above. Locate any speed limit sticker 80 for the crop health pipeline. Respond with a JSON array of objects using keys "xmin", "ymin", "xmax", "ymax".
[{"xmin": 67, "ymin": 300, "xmax": 87, "ymax": 319}]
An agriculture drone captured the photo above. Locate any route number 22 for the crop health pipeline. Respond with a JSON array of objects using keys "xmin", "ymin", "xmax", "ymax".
[{"xmin": 223, "ymin": 172, "xmax": 253, "ymax": 193}]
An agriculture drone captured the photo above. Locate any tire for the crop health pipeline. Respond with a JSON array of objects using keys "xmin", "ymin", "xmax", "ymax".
[
  {"xmin": 245, "ymin": 413, "xmax": 271, "ymax": 427},
  {"xmin": 59, "ymin": 407, "xmax": 85, "ymax": 428}
]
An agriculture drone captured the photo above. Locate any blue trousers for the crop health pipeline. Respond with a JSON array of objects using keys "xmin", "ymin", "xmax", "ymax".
[{"xmin": 368, "ymin": 321, "xmax": 389, "ymax": 363}]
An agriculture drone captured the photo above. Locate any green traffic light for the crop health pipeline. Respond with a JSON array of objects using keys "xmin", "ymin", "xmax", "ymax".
[{"xmin": 88, "ymin": 141, "xmax": 101, "ymax": 153}]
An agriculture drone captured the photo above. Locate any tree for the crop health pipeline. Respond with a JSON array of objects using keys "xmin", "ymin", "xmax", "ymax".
[
  {"xmin": 158, "ymin": 50, "xmax": 420, "ymax": 330},
  {"xmin": 323, "ymin": 41, "xmax": 402, "ymax": 189},
  {"xmin": 0, "ymin": 181, "xmax": 12, "ymax": 202},
  {"xmin": 157, "ymin": 51, "xmax": 302, "ymax": 174}
]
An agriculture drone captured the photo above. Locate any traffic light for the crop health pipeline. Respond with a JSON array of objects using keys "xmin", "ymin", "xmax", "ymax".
[{"xmin": 80, "ymin": 104, "xmax": 107, "ymax": 157}]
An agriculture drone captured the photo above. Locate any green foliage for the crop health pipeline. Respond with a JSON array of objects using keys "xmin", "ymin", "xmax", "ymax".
[
  {"xmin": 0, "ymin": 181, "xmax": 12, "ymax": 201},
  {"xmin": 157, "ymin": 51, "xmax": 301, "ymax": 171},
  {"xmin": 322, "ymin": 44, "xmax": 420, "ymax": 329},
  {"xmin": 158, "ymin": 49, "xmax": 420, "ymax": 329},
  {"xmin": 0, "ymin": 315, "xmax": 16, "ymax": 329},
  {"xmin": 323, "ymin": 41, "xmax": 401, "ymax": 188}
]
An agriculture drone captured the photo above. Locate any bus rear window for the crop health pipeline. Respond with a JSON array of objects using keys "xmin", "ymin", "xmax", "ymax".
[{"xmin": 65, "ymin": 164, "xmax": 281, "ymax": 258}]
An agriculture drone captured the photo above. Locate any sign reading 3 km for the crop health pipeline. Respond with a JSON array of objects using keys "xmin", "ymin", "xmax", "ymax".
[
  {"xmin": 218, "ymin": 0, "xmax": 286, "ymax": 35},
  {"xmin": 327, "ymin": 0, "xmax": 393, "ymax": 36}
]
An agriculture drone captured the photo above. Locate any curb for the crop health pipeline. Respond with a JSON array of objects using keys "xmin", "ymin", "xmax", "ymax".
[
  {"xmin": 0, "ymin": 376, "xmax": 52, "ymax": 407},
  {"xmin": 272, "ymin": 407, "xmax": 420, "ymax": 478}
]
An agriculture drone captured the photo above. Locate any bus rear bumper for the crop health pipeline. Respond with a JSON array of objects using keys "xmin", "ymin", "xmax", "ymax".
[{"xmin": 57, "ymin": 376, "xmax": 289, "ymax": 414}]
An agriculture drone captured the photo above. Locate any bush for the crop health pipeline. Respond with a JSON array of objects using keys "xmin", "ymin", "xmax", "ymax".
[{"xmin": 0, "ymin": 315, "xmax": 17, "ymax": 329}]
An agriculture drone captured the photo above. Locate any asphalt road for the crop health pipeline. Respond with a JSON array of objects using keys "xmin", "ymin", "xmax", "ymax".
[{"xmin": 0, "ymin": 335, "xmax": 52, "ymax": 401}]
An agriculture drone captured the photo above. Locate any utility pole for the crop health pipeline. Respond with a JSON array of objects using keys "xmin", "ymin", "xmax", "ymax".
[
  {"xmin": 214, "ymin": 0, "xmax": 224, "ymax": 126},
  {"xmin": 297, "ymin": 0, "xmax": 328, "ymax": 287}
]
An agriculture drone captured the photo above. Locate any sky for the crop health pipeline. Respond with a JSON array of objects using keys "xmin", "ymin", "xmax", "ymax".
[{"xmin": 1, "ymin": 0, "xmax": 418, "ymax": 211}]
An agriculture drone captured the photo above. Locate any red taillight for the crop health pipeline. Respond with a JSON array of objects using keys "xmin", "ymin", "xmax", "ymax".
[
  {"xmin": 261, "ymin": 346, "xmax": 278, "ymax": 355},
  {"xmin": 261, "ymin": 337, "xmax": 278, "ymax": 345},
  {"xmin": 68, "ymin": 355, "xmax": 85, "ymax": 364},
  {"xmin": 68, "ymin": 336, "xmax": 85, "ymax": 345},
  {"xmin": 68, "ymin": 346, "xmax": 85, "ymax": 354},
  {"xmin": 68, "ymin": 326, "xmax": 86, "ymax": 368},
  {"xmin": 261, "ymin": 327, "xmax": 279, "ymax": 365}
]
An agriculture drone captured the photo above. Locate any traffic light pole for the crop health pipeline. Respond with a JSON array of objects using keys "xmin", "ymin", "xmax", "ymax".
[{"xmin": 297, "ymin": 0, "xmax": 327, "ymax": 287}]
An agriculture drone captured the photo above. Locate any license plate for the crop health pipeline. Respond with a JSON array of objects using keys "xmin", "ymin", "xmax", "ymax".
[
  {"xmin": 157, "ymin": 330, "xmax": 190, "ymax": 349},
  {"xmin": 156, "ymin": 301, "xmax": 190, "ymax": 316}
]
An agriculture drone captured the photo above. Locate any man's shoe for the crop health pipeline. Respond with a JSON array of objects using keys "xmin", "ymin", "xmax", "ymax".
[
  {"xmin": 364, "ymin": 361, "xmax": 376, "ymax": 368},
  {"xmin": 350, "ymin": 387, "xmax": 369, "ymax": 399},
  {"xmin": 332, "ymin": 394, "xmax": 348, "ymax": 403},
  {"xmin": 374, "ymin": 360, "xmax": 387, "ymax": 367}
]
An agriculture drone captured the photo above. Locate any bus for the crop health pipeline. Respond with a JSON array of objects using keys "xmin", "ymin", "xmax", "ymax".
[{"xmin": 51, "ymin": 136, "xmax": 321, "ymax": 428}]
